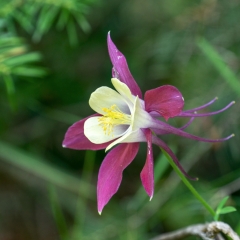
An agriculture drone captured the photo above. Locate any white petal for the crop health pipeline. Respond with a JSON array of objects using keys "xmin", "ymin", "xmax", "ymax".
[
  {"xmin": 105, "ymin": 128, "xmax": 132, "ymax": 151},
  {"xmin": 105, "ymin": 129, "xmax": 146, "ymax": 151},
  {"xmin": 122, "ymin": 129, "xmax": 146, "ymax": 143},
  {"xmin": 89, "ymin": 86, "xmax": 129, "ymax": 115},
  {"xmin": 84, "ymin": 116, "xmax": 129, "ymax": 144},
  {"xmin": 132, "ymin": 96, "xmax": 153, "ymax": 130},
  {"xmin": 111, "ymin": 78, "xmax": 135, "ymax": 105},
  {"xmin": 105, "ymin": 96, "xmax": 153, "ymax": 151}
]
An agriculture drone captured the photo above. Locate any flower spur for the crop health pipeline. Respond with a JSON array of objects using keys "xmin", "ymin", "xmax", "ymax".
[{"xmin": 62, "ymin": 33, "xmax": 234, "ymax": 214}]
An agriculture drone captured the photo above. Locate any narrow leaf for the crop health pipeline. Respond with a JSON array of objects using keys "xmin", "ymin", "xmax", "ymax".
[
  {"xmin": 198, "ymin": 38, "xmax": 240, "ymax": 96},
  {"xmin": 12, "ymin": 67, "xmax": 47, "ymax": 77},
  {"xmin": 74, "ymin": 14, "xmax": 91, "ymax": 33},
  {"xmin": 49, "ymin": 186, "xmax": 68, "ymax": 240},
  {"xmin": 4, "ymin": 52, "xmax": 42, "ymax": 67},
  {"xmin": 14, "ymin": 10, "xmax": 33, "ymax": 33},
  {"xmin": 57, "ymin": 8, "xmax": 69, "ymax": 30},
  {"xmin": 218, "ymin": 206, "xmax": 237, "ymax": 215},
  {"xmin": 67, "ymin": 19, "xmax": 78, "ymax": 46},
  {"xmin": 216, "ymin": 196, "xmax": 229, "ymax": 213}
]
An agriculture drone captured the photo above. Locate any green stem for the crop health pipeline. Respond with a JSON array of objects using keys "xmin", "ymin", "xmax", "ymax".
[{"xmin": 161, "ymin": 148, "xmax": 215, "ymax": 217}]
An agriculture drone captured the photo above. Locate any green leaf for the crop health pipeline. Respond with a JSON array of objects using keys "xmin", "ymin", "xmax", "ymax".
[
  {"xmin": 218, "ymin": 206, "xmax": 237, "ymax": 215},
  {"xmin": 74, "ymin": 14, "xmax": 91, "ymax": 33},
  {"xmin": 216, "ymin": 196, "xmax": 229, "ymax": 213},
  {"xmin": 67, "ymin": 19, "xmax": 78, "ymax": 46},
  {"xmin": 13, "ymin": 9, "xmax": 33, "ymax": 33},
  {"xmin": 214, "ymin": 196, "xmax": 237, "ymax": 221},
  {"xmin": 0, "ymin": 37, "xmax": 22, "ymax": 49},
  {"xmin": 12, "ymin": 66, "xmax": 47, "ymax": 77},
  {"xmin": 33, "ymin": 5, "xmax": 59, "ymax": 41},
  {"xmin": 38, "ymin": 6, "xmax": 59, "ymax": 34},
  {"xmin": 3, "ymin": 52, "xmax": 42, "ymax": 67},
  {"xmin": 56, "ymin": 8, "xmax": 69, "ymax": 30}
]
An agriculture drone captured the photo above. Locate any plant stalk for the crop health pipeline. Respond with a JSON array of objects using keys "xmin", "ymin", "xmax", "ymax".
[{"xmin": 161, "ymin": 148, "xmax": 215, "ymax": 217}]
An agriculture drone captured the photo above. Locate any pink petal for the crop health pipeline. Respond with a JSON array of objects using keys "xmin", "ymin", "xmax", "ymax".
[
  {"xmin": 97, "ymin": 143, "xmax": 139, "ymax": 214},
  {"xmin": 62, "ymin": 114, "xmax": 110, "ymax": 150},
  {"xmin": 140, "ymin": 129, "xmax": 154, "ymax": 199},
  {"xmin": 107, "ymin": 33, "xmax": 142, "ymax": 98},
  {"xmin": 144, "ymin": 85, "xmax": 184, "ymax": 121}
]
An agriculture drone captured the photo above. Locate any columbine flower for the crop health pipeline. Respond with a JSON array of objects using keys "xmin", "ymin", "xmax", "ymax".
[{"xmin": 62, "ymin": 33, "xmax": 234, "ymax": 214}]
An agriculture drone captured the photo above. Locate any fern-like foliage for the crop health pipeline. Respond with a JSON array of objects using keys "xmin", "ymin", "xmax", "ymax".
[
  {"xmin": 0, "ymin": 0, "xmax": 97, "ymax": 46},
  {"xmin": 0, "ymin": 36, "xmax": 46, "ymax": 108}
]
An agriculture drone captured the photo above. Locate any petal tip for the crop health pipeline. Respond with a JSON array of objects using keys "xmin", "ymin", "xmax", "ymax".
[
  {"xmin": 62, "ymin": 144, "xmax": 66, "ymax": 148},
  {"xmin": 149, "ymin": 195, "xmax": 153, "ymax": 201},
  {"xmin": 107, "ymin": 32, "xmax": 112, "ymax": 43},
  {"xmin": 111, "ymin": 77, "xmax": 118, "ymax": 84},
  {"xmin": 98, "ymin": 211, "xmax": 102, "ymax": 215},
  {"xmin": 163, "ymin": 116, "xmax": 169, "ymax": 121}
]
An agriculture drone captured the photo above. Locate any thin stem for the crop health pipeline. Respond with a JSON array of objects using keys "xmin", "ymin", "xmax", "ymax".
[
  {"xmin": 183, "ymin": 97, "xmax": 218, "ymax": 113},
  {"xmin": 160, "ymin": 148, "xmax": 215, "ymax": 217}
]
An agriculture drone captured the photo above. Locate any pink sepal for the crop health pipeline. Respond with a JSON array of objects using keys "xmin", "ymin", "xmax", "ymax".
[
  {"xmin": 107, "ymin": 33, "xmax": 142, "ymax": 98},
  {"xmin": 97, "ymin": 143, "xmax": 139, "ymax": 214},
  {"xmin": 140, "ymin": 129, "xmax": 154, "ymax": 199},
  {"xmin": 62, "ymin": 114, "xmax": 110, "ymax": 150},
  {"xmin": 144, "ymin": 85, "xmax": 184, "ymax": 121}
]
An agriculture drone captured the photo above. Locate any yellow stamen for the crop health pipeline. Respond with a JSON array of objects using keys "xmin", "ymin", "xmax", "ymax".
[{"xmin": 98, "ymin": 105, "xmax": 131, "ymax": 135}]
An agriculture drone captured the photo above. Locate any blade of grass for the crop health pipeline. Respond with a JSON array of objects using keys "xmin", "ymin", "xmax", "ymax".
[
  {"xmin": 0, "ymin": 141, "xmax": 94, "ymax": 198},
  {"xmin": 72, "ymin": 150, "xmax": 96, "ymax": 238},
  {"xmin": 49, "ymin": 185, "xmax": 68, "ymax": 240},
  {"xmin": 197, "ymin": 37, "xmax": 240, "ymax": 96}
]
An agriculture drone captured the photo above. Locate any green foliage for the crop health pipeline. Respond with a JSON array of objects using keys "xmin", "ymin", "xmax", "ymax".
[
  {"xmin": 160, "ymin": 147, "xmax": 216, "ymax": 217},
  {"xmin": 198, "ymin": 38, "xmax": 240, "ymax": 96},
  {"xmin": 0, "ymin": 36, "xmax": 46, "ymax": 109},
  {"xmin": 49, "ymin": 186, "xmax": 68, "ymax": 240},
  {"xmin": 0, "ymin": 37, "xmax": 45, "ymax": 77},
  {"xmin": 214, "ymin": 196, "xmax": 237, "ymax": 221},
  {"xmin": 0, "ymin": 0, "xmax": 97, "ymax": 46}
]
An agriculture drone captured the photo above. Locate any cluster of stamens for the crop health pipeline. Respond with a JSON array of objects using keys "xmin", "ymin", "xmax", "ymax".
[{"xmin": 98, "ymin": 105, "xmax": 131, "ymax": 135}]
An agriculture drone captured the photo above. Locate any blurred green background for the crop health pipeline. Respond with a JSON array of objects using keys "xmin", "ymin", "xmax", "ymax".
[{"xmin": 0, "ymin": 0, "xmax": 240, "ymax": 239}]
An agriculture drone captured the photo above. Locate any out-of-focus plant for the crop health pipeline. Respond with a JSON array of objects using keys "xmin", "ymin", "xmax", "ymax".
[
  {"xmin": 198, "ymin": 38, "xmax": 240, "ymax": 96},
  {"xmin": 0, "ymin": 0, "xmax": 98, "ymax": 46},
  {"xmin": 214, "ymin": 196, "xmax": 237, "ymax": 221},
  {"xmin": 0, "ymin": 36, "xmax": 46, "ymax": 108}
]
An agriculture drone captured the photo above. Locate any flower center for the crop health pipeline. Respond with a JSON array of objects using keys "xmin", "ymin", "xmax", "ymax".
[{"xmin": 98, "ymin": 104, "xmax": 131, "ymax": 135}]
